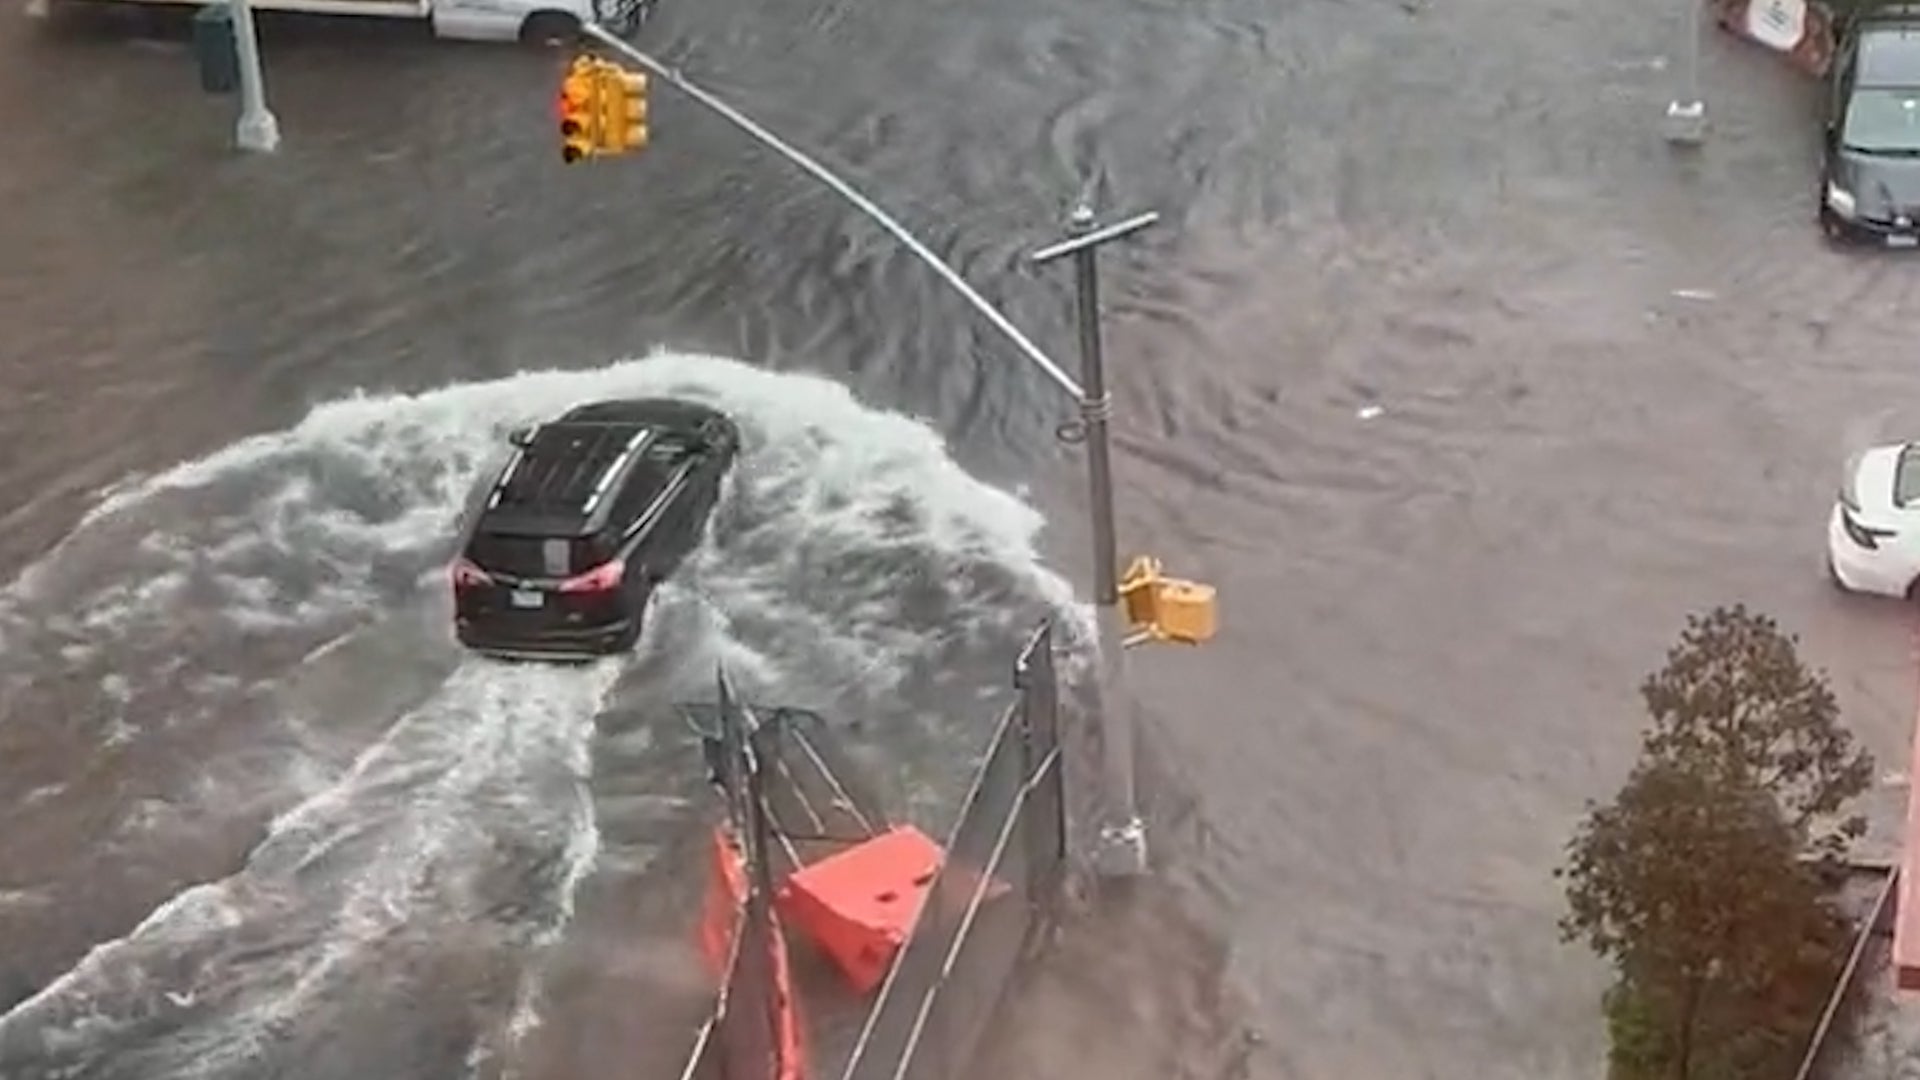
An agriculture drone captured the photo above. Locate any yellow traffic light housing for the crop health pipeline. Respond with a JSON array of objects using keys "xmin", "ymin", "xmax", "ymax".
[
  {"xmin": 592, "ymin": 60, "xmax": 649, "ymax": 154},
  {"xmin": 555, "ymin": 56, "xmax": 651, "ymax": 161},
  {"xmin": 1117, "ymin": 556, "xmax": 1217, "ymax": 647},
  {"xmin": 614, "ymin": 67, "xmax": 648, "ymax": 152},
  {"xmin": 557, "ymin": 56, "xmax": 598, "ymax": 164}
]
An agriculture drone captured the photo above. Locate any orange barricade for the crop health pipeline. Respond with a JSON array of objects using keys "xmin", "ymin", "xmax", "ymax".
[
  {"xmin": 696, "ymin": 822, "xmax": 810, "ymax": 1080},
  {"xmin": 768, "ymin": 908, "xmax": 807, "ymax": 1080},
  {"xmin": 700, "ymin": 826, "xmax": 750, "ymax": 979},
  {"xmin": 778, "ymin": 824, "xmax": 945, "ymax": 996}
]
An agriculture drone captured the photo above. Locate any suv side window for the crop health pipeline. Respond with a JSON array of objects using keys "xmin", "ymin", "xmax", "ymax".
[
  {"xmin": 655, "ymin": 472, "xmax": 699, "ymax": 549},
  {"xmin": 601, "ymin": 469, "xmax": 679, "ymax": 579},
  {"xmin": 645, "ymin": 470, "xmax": 705, "ymax": 569},
  {"xmin": 610, "ymin": 470, "xmax": 660, "ymax": 544}
]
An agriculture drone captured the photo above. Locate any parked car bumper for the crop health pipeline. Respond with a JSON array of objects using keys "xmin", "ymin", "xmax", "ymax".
[
  {"xmin": 1822, "ymin": 205, "xmax": 1920, "ymax": 248},
  {"xmin": 1827, "ymin": 503, "xmax": 1913, "ymax": 598}
]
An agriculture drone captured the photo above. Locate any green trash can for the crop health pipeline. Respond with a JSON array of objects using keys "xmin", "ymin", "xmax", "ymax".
[{"xmin": 193, "ymin": 4, "xmax": 239, "ymax": 96}]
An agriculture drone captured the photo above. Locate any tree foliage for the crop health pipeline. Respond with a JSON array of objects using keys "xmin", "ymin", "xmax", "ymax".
[
  {"xmin": 1558, "ymin": 605, "xmax": 1873, "ymax": 1080},
  {"xmin": 1636, "ymin": 604, "xmax": 1873, "ymax": 859}
]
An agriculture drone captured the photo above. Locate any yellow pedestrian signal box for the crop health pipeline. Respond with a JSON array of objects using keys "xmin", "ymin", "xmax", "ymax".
[
  {"xmin": 601, "ymin": 66, "xmax": 649, "ymax": 153},
  {"xmin": 557, "ymin": 57, "xmax": 598, "ymax": 164},
  {"xmin": 1117, "ymin": 555, "xmax": 1217, "ymax": 646}
]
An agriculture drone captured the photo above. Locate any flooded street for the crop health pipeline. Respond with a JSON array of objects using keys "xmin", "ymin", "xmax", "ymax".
[{"xmin": 6, "ymin": 0, "xmax": 1920, "ymax": 1076}]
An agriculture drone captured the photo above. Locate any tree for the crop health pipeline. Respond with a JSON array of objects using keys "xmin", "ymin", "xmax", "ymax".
[
  {"xmin": 1558, "ymin": 605, "xmax": 1873, "ymax": 1080},
  {"xmin": 1636, "ymin": 604, "xmax": 1873, "ymax": 861}
]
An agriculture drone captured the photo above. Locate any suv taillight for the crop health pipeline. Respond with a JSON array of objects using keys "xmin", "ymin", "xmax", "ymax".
[
  {"xmin": 559, "ymin": 560, "xmax": 624, "ymax": 593},
  {"xmin": 451, "ymin": 557, "xmax": 492, "ymax": 591}
]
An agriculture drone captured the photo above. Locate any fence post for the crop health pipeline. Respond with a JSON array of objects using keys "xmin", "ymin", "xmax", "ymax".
[
  {"xmin": 744, "ymin": 717, "xmax": 783, "ymax": 1076},
  {"xmin": 1015, "ymin": 628, "xmax": 1039, "ymax": 910},
  {"xmin": 1019, "ymin": 622, "xmax": 1064, "ymax": 919},
  {"xmin": 717, "ymin": 665, "xmax": 747, "ymax": 834}
]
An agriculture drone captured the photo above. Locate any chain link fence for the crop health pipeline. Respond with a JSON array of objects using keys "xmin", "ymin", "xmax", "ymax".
[{"xmin": 835, "ymin": 620, "xmax": 1068, "ymax": 1080}]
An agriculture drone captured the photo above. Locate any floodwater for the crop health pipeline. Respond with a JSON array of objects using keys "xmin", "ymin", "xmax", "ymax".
[{"xmin": 6, "ymin": 0, "xmax": 1920, "ymax": 1076}]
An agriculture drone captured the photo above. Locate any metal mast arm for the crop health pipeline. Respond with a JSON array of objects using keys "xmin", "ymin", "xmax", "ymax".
[
  {"xmin": 577, "ymin": 27, "xmax": 1217, "ymax": 881},
  {"xmin": 580, "ymin": 24, "xmax": 1085, "ymax": 402}
]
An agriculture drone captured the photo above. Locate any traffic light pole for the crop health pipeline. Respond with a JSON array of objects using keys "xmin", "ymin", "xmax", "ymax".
[
  {"xmin": 578, "ymin": 23, "xmax": 1157, "ymax": 880},
  {"xmin": 1030, "ymin": 205, "xmax": 1159, "ymax": 880},
  {"xmin": 230, "ymin": 0, "xmax": 280, "ymax": 152}
]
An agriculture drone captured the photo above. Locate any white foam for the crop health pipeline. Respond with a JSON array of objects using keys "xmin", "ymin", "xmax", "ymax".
[
  {"xmin": 0, "ymin": 349, "xmax": 1086, "ymax": 1078},
  {"xmin": 0, "ymin": 657, "xmax": 618, "ymax": 1066},
  {"xmin": 178, "ymin": 654, "xmax": 617, "ymax": 1077},
  {"xmin": 5, "ymin": 350, "xmax": 1078, "ymax": 669}
]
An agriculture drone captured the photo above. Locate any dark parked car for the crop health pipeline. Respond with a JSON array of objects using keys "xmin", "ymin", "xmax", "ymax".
[
  {"xmin": 1820, "ymin": 4, "xmax": 1920, "ymax": 246},
  {"xmin": 450, "ymin": 398, "xmax": 739, "ymax": 661}
]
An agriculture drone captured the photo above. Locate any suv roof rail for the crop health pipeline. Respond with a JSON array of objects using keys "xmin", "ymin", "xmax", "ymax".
[{"xmin": 494, "ymin": 423, "xmax": 655, "ymax": 518}]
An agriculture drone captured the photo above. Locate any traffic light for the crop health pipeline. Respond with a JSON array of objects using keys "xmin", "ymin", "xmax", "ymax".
[
  {"xmin": 1117, "ymin": 555, "xmax": 1217, "ymax": 647},
  {"xmin": 557, "ymin": 56, "xmax": 598, "ymax": 164},
  {"xmin": 603, "ymin": 65, "xmax": 648, "ymax": 154}
]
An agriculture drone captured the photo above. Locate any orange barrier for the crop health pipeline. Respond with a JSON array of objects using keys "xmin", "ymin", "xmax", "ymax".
[
  {"xmin": 768, "ymin": 904, "xmax": 807, "ymax": 1080},
  {"xmin": 776, "ymin": 824, "xmax": 948, "ymax": 995},
  {"xmin": 695, "ymin": 823, "xmax": 809, "ymax": 1080},
  {"xmin": 700, "ymin": 826, "xmax": 751, "ymax": 979}
]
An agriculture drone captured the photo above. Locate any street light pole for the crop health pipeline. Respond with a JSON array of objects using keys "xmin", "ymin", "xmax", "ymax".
[
  {"xmin": 231, "ymin": 0, "xmax": 281, "ymax": 153},
  {"xmin": 1665, "ymin": 0, "xmax": 1706, "ymax": 145},
  {"xmin": 580, "ymin": 23, "xmax": 1197, "ymax": 880},
  {"xmin": 1031, "ymin": 203, "xmax": 1159, "ymax": 880}
]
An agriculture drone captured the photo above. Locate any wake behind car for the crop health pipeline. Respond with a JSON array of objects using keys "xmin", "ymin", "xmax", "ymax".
[
  {"xmin": 451, "ymin": 398, "xmax": 739, "ymax": 660},
  {"xmin": 1826, "ymin": 441, "xmax": 1920, "ymax": 597},
  {"xmin": 1819, "ymin": 3, "xmax": 1920, "ymax": 245}
]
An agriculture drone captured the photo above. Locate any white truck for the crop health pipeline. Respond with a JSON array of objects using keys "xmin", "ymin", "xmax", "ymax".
[{"xmin": 28, "ymin": 0, "xmax": 649, "ymax": 44}]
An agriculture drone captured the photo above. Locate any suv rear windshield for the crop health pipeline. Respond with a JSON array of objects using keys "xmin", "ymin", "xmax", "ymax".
[{"xmin": 466, "ymin": 531, "xmax": 616, "ymax": 579}]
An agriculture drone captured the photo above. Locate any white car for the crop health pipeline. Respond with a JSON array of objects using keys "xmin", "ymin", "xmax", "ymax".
[
  {"xmin": 32, "ymin": 0, "xmax": 649, "ymax": 45},
  {"xmin": 1828, "ymin": 442, "xmax": 1920, "ymax": 598}
]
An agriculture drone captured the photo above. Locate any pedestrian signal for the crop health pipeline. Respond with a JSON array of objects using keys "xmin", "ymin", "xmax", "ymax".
[{"xmin": 1117, "ymin": 555, "xmax": 1217, "ymax": 646}]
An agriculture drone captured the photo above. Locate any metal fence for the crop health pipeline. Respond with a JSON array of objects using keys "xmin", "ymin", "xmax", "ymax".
[
  {"xmin": 678, "ymin": 670, "xmax": 803, "ymax": 1080},
  {"xmin": 836, "ymin": 619, "xmax": 1069, "ymax": 1080},
  {"xmin": 1793, "ymin": 863, "xmax": 1900, "ymax": 1080}
]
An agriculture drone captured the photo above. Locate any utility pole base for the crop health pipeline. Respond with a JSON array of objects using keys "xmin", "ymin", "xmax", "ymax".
[
  {"xmin": 236, "ymin": 108, "xmax": 281, "ymax": 153},
  {"xmin": 1663, "ymin": 100, "xmax": 1706, "ymax": 146},
  {"xmin": 1094, "ymin": 817, "xmax": 1148, "ymax": 879}
]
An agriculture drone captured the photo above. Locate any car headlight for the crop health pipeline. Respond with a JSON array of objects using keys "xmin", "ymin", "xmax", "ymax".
[
  {"xmin": 1827, "ymin": 181, "xmax": 1858, "ymax": 219},
  {"xmin": 1841, "ymin": 505, "xmax": 1895, "ymax": 549}
]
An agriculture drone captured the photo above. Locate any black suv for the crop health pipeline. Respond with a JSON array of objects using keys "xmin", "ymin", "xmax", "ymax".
[
  {"xmin": 1821, "ymin": 3, "xmax": 1920, "ymax": 245},
  {"xmin": 450, "ymin": 398, "xmax": 739, "ymax": 661}
]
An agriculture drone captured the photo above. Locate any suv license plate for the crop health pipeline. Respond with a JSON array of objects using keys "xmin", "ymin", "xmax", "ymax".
[
  {"xmin": 510, "ymin": 589, "xmax": 544, "ymax": 609},
  {"xmin": 1890, "ymin": 234, "xmax": 1918, "ymax": 249}
]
